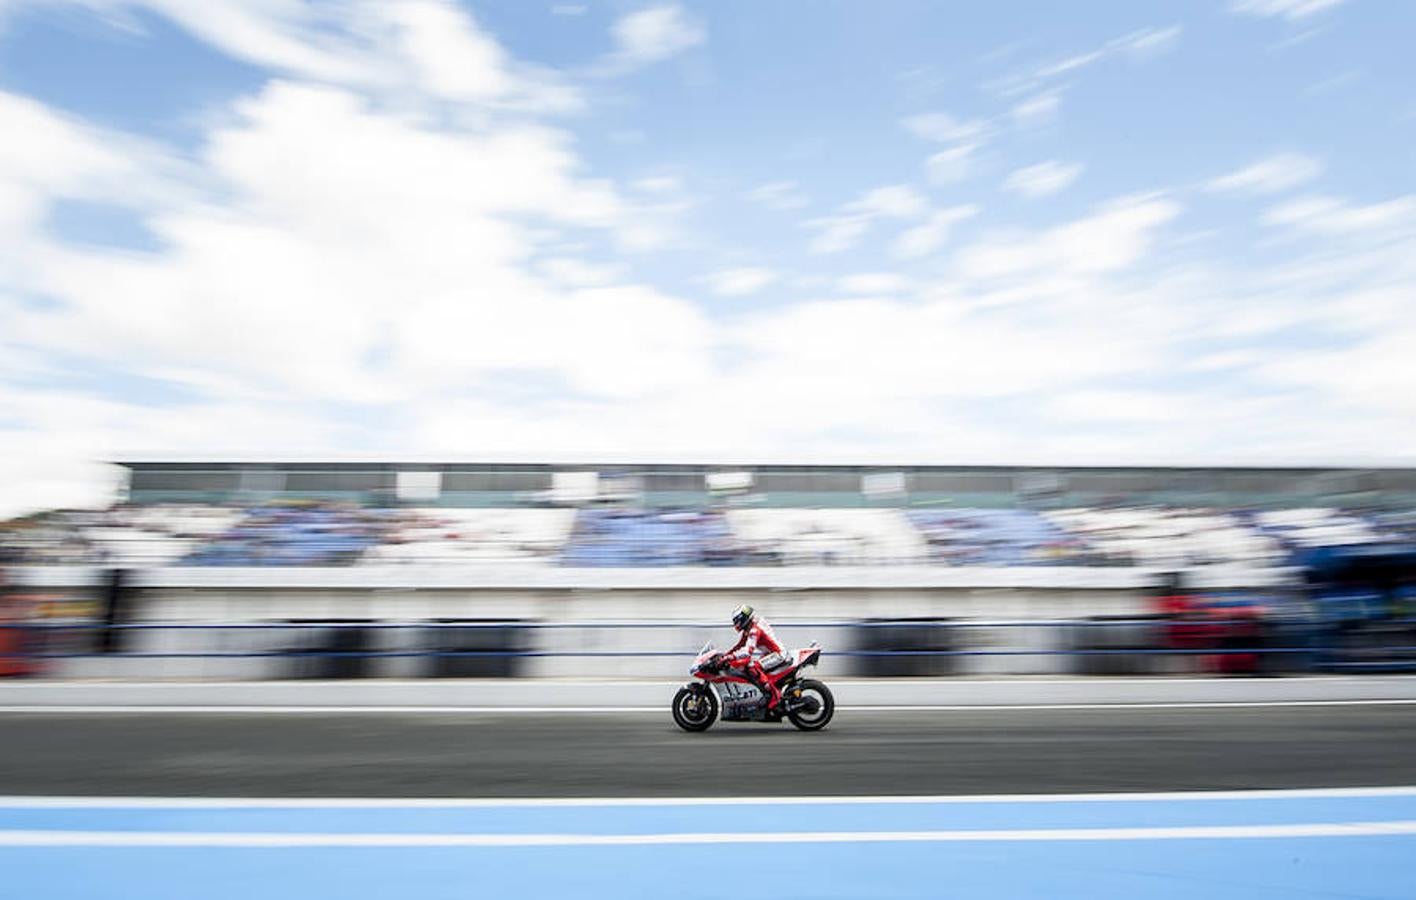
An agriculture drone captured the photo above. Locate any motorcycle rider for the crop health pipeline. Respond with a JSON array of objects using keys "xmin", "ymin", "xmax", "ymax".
[{"xmin": 723, "ymin": 604, "xmax": 787, "ymax": 710}]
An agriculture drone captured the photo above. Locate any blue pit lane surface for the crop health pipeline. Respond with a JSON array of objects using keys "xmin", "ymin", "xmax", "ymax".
[{"xmin": 4, "ymin": 789, "xmax": 1416, "ymax": 899}]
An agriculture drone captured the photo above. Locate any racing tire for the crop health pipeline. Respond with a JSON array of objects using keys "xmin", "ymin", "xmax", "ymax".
[
  {"xmin": 785, "ymin": 678, "xmax": 834, "ymax": 731},
  {"xmin": 672, "ymin": 685, "xmax": 719, "ymax": 732}
]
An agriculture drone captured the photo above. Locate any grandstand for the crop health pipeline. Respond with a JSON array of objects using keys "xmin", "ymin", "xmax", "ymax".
[
  {"xmin": 3, "ymin": 460, "xmax": 1415, "ymax": 569},
  {"xmin": 6, "ymin": 459, "xmax": 1416, "ymax": 681},
  {"xmin": 115, "ymin": 460, "xmax": 1416, "ymax": 510}
]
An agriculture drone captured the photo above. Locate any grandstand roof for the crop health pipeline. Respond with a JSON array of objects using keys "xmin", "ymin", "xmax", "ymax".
[{"xmin": 113, "ymin": 457, "xmax": 1416, "ymax": 472}]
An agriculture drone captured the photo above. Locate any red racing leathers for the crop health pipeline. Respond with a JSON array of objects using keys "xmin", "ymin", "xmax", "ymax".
[{"xmin": 724, "ymin": 616, "xmax": 787, "ymax": 708}]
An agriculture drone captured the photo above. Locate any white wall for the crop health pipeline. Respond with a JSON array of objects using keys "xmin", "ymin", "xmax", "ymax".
[
  {"xmin": 24, "ymin": 581, "xmax": 1178, "ymax": 679},
  {"xmin": 10, "ymin": 564, "xmax": 1290, "ymax": 679}
]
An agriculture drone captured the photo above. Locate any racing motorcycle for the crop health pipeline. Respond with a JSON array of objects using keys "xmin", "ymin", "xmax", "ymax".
[{"xmin": 672, "ymin": 640, "xmax": 834, "ymax": 732}]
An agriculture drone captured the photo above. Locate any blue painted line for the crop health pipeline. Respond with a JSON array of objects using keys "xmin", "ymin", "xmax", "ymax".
[
  {"xmin": 5, "ymin": 792, "xmax": 1416, "ymax": 835},
  {"xmin": 5, "ymin": 837, "xmax": 1416, "ymax": 900},
  {"xmin": 3, "ymin": 793, "xmax": 1416, "ymax": 899}
]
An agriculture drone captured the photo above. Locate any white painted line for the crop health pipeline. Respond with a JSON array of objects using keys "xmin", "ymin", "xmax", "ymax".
[
  {"xmin": 846, "ymin": 699, "xmax": 1416, "ymax": 710},
  {"xmin": 5, "ymin": 822, "xmax": 1416, "ymax": 846},
  {"xmin": 4, "ymin": 786, "xmax": 1416, "ymax": 808},
  {"xmin": 3, "ymin": 699, "xmax": 1416, "ymax": 714},
  {"xmin": 0, "ymin": 706, "xmax": 662, "ymax": 714}
]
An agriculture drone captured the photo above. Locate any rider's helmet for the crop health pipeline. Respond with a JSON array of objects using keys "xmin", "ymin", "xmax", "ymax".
[{"xmin": 731, "ymin": 604, "xmax": 755, "ymax": 632}]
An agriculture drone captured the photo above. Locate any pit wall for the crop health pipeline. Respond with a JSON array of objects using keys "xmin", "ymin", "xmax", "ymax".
[{"xmin": 11, "ymin": 565, "xmax": 1287, "ymax": 680}]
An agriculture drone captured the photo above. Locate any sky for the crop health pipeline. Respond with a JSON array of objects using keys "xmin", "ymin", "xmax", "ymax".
[{"xmin": 1, "ymin": 0, "xmax": 1414, "ymax": 515}]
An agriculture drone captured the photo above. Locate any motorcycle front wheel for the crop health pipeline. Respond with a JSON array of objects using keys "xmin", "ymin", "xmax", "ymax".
[
  {"xmin": 672, "ymin": 685, "xmax": 719, "ymax": 732},
  {"xmin": 785, "ymin": 678, "xmax": 834, "ymax": 731}
]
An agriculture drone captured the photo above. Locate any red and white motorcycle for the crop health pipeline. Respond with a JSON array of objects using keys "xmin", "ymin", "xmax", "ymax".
[{"xmin": 672, "ymin": 640, "xmax": 834, "ymax": 732}]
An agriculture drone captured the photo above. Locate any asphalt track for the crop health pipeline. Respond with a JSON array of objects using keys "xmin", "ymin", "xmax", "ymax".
[{"xmin": 3, "ymin": 703, "xmax": 1416, "ymax": 797}]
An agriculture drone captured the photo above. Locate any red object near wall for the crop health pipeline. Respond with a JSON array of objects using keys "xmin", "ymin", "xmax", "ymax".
[{"xmin": 0, "ymin": 595, "xmax": 41, "ymax": 677}]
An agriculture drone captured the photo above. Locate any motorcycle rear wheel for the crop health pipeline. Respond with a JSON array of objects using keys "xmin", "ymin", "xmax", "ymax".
[
  {"xmin": 672, "ymin": 686, "xmax": 719, "ymax": 732},
  {"xmin": 785, "ymin": 679, "xmax": 834, "ymax": 731}
]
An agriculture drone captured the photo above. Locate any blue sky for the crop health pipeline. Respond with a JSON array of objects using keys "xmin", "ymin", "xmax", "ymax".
[{"xmin": 1, "ymin": 0, "xmax": 1414, "ymax": 514}]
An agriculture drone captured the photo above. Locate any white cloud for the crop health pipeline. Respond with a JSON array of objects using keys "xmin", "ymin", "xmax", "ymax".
[
  {"xmin": 383, "ymin": 1, "xmax": 516, "ymax": 103},
  {"xmin": 893, "ymin": 205, "xmax": 978, "ymax": 259},
  {"xmin": 1112, "ymin": 25, "xmax": 1183, "ymax": 59},
  {"xmin": 707, "ymin": 267, "xmax": 778, "ymax": 297},
  {"xmin": 9, "ymin": 149, "xmax": 1416, "ymax": 513},
  {"xmin": 119, "ymin": 1, "xmax": 375, "ymax": 86},
  {"xmin": 5, "ymin": 3, "xmax": 1416, "ymax": 517},
  {"xmin": 0, "ymin": 93, "xmax": 128, "ymax": 247},
  {"xmin": 608, "ymin": 173, "xmax": 696, "ymax": 252},
  {"xmin": 0, "ymin": 71, "xmax": 714, "ymax": 463},
  {"xmin": 1004, "ymin": 161, "xmax": 1083, "ymax": 198},
  {"xmin": 806, "ymin": 185, "xmax": 927, "ymax": 254},
  {"xmin": 729, "ymin": 294, "xmax": 1156, "ymax": 420},
  {"xmin": 1262, "ymin": 331, "xmax": 1416, "ymax": 420},
  {"xmin": 1230, "ymin": 0, "xmax": 1347, "ymax": 21},
  {"xmin": 12, "ymin": 0, "xmax": 580, "ymax": 112},
  {"xmin": 990, "ymin": 23, "xmax": 1181, "ymax": 100},
  {"xmin": 747, "ymin": 180, "xmax": 809, "ymax": 211},
  {"xmin": 956, "ymin": 195, "xmax": 1180, "ymax": 279},
  {"xmin": 609, "ymin": 4, "xmax": 705, "ymax": 67},
  {"xmin": 850, "ymin": 185, "xmax": 927, "ymax": 219},
  {"xmin": 1249, "ymin": 258, "xmax": 1416, "ymax": 428},
  {"xmin": 1189, "ymin": 350, "xmax": 1263, "ymax": 372},
  {"xmin": 0, "ymin": 92, "xmax": 126, "ymax": 190},
  {"xmin": 633, "ymin": 175, "xmax": 683, "ymax": 195},
  {"xmin": 539, "ymin": 257, "xmax": 626, "ymax": 288},
  {"xmin": 1207, "ymin": 153, "xmax": 1323, "ymax": 194},
  {"xmin": 1011, "ymin": 92, "xmax": 1060, "ymax": 128},
  {"xmin": 925, "ymin": 144, "xmax": 980, "ymax": 184},
  {"xmin": 901, "ymin": 110, "xmax": 994, "ymax": 190},
  {"xmin": 1305, "ymin": 70, "xmax": 1361, "ymax": 95},
  {"xmin": 1049, "ymin": 389, "xmax": 1192, "ymax": 424},
  {"xmin": 1264, "ymin": 194, "xmax": 1416, "ymax": 234},
  {"xmin": 837, "ymin": 273, "xmax": 913, "ymax": 295},
  {"xmin": 806, "ymin": 218, "xmax": 868, "ymax": 255},
  {"xmin": 902, "ymin": 111, "xmax": 991, "ymax": 185},
  {"xmin": 1033, "ymin": 50, "xmax": 1105, "ymax": 82},
  {"xmin": 901, "ymin": 112, "xmax": 990, "ymax": 144}
]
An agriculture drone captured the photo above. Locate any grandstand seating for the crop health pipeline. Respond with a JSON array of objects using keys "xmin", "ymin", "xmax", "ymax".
[
  {"xmin": 361, "ymin": 508, "xmax": 575, "ymax": 565},
  {"xmin": 1, "ymin": 505, "xmax": 242, "ymax": 566},
  {"xmin": 1373, "ymin": 510, "xmax": 1416, "ymax": 543},
  {"xmin": 5, "ymin": 501, "xmax": 1415, "ymax": 569},
  {"xmin": 1043, "ymin": 508, "xmax": 1281, "ymax": 568},
  {"xmin": 1, "ymin": 516, "xmax": 96, "ymax": 565},
  {"xmin": 907, "ymin": 508, "xmax": 1093, "ymax": 566},
  {"xmin": 726, "ymin": 509, "xmax": 927, "ymax": 565},
  {"xmin": 560, "ymin": 508, "xmax": 738, "ymax": 567},
  {"xmin": 1250, "ymin": 508, "xmax": 1385, "ymax": 549},
  {"xmin": 181, "ymin": 505, "xmax": 385, "ymax": 567}
]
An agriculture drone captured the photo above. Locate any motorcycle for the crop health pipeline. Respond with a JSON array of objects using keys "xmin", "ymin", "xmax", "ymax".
[{"xmin": 672, "ymin": 640, "xmax": 834, "ymax": 732}]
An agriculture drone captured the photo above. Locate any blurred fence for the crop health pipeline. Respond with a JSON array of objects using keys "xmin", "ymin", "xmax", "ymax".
[{"xmin": 4, "ymin": 618, "xmax": 1416, "ymax": 679}]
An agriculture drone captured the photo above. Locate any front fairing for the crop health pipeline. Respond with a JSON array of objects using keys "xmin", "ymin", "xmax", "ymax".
[{"xmin": 690, "ymin": 641, "xmax": 716, "ymax": 676}]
